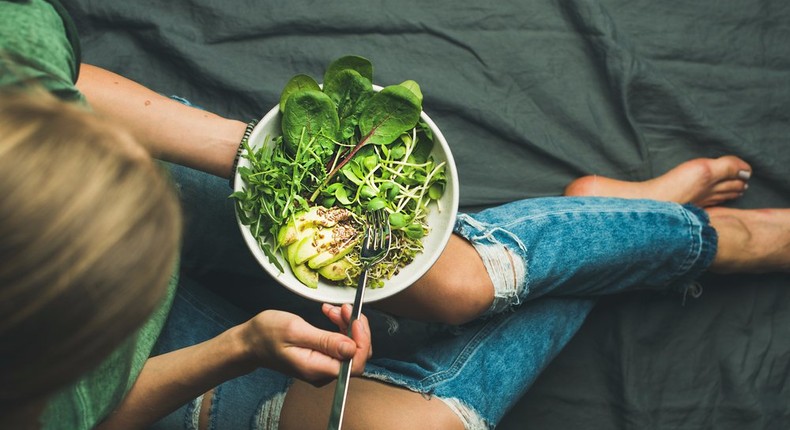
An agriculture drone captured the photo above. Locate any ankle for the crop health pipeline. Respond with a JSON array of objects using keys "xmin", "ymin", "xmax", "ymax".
[{"xmin": 564, "ymin": 175, "xmax": 599, "ymax": 197}]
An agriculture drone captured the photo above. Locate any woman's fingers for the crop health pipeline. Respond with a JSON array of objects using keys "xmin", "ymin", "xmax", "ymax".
[{"xmin": 321, "ymin": 303, "xmax": 373, "ymax": 369}]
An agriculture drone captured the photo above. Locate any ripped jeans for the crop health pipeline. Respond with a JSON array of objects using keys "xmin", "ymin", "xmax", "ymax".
[{"xmin": 150, "ymin": 164, "xmax": 716, "ymax": 429}]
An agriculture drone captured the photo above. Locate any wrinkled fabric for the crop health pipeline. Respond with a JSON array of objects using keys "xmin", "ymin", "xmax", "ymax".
[{"xmin": 63, "ymin": 1, "xmax": 790, "ymax": 428}]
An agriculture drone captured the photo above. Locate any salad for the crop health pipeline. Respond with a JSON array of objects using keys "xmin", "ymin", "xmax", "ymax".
[{"xmin": 232, "ymin": 55, "xmax": 447, "ymax": 289}]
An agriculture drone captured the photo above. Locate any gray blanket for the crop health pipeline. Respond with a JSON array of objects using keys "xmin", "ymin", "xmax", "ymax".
[{"xmin": 66, "ymin": 1, "xmax": 790, "ymax": 428}]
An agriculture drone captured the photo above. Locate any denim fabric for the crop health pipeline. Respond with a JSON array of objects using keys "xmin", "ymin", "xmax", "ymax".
[
  {"xmin": 156, "ymin": 164, "xmax": 717, "ymax": 429},
  {"xmin": 165, "ymin": 162, "xmax": 264, "ymax": 279},
  {"xmin": 365, "ymin": 197, "xmax": 716, "ymax": 429},
  {"xmin": 454, "ymin": 197, "xmax": 717, "ymax": 315},
  {"xmin": 148, "ymin": 277, "xmax": 291, "ymax": 430}
]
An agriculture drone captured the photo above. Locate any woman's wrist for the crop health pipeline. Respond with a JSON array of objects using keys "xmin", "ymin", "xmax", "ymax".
[
  {"xmin": 228, "ymin": 119, "xmax": 259, "ymax": 188},
  {"xmin": 222, "ymin": 323, "xmax": 260, "ymax": 375}
]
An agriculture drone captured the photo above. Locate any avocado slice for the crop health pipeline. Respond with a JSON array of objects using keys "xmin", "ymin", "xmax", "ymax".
[
  {"xmin": 317, "ymin": 258, "xmax": 354, "ymax": 281},
  {"xmin": 292, "ymin": 234, "xmax": 321, "ymax": 265},
  {"xmin": 307, "ymin": 224, "xmax": 358, "ymax": 269},
  {"xmin": 291, "ymin": 262, "xmax": 319, "ymax": 288},
  {"xmin": 285, "ymin": 240, "xmax": 319, "ymax": 288},
  {"xmin": 277, "ymin": 206, "xmax": 354, "ymax": 247},
  {"xmin": 293, "ymin": 223, "xmax": 359, "ymax": 266},
  {"xmin": 285, "ymin": 239, "xmax": 301, "ymax": 264},
  {"xmin": 277, "ymin": 217, "xmax": 300, "ymax": 247},
  {"xmin": 277, "ymin": 206, "xmax": 358, "ymax": 289}
]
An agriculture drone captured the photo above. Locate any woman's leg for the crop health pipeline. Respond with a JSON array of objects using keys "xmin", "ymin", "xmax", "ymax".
[
  {"xmin": 281, "ymin": 297, "xmax": 597, "ymax": 430},
  {"xmin": 376, "ymin": 155, "xmax": 790, "ymax": 325},
  {"xmin": 167, "ymin": 162, "xmax": 265, "ymax": 279},
  {"xmin": 562, "ymin": 156, "xmax": 790, "ymax": 274},
  {"xmin": 378, "ymin": 197, "xmax": 719, "ymax": 324},
  {"xmin": 706, "ymin": 207, "xmax": 790, "ymax": 273},
  {"xmin": 564, "ymin": 155, "xmax": 752, "ymax": 207}
]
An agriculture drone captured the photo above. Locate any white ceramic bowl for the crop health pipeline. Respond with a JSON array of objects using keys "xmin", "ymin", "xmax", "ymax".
[{"xmin": 234, "ymin": 87, "xmax": 459, "ymax": 304}]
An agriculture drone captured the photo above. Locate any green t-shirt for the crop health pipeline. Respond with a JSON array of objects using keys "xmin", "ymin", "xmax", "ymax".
[
  {"xmin": 1, "ymin": 1, "xmax": 178, "ymax": 428},
  {"xmin": 41, "ymin": 274, "xmax": 178, "ymax": 430},
  {"xmin": 0, "ymin": 0, "xmax": 83, "ymax": 102}
]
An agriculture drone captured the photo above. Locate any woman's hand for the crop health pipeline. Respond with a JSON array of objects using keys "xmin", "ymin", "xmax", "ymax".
[
  {"xmin": 239, "ymin": 304, "xmax": 372, "ymax": 385},
  {"xmin": 95, "ymin": 304, "xmax": 371, "ymax": 429}
]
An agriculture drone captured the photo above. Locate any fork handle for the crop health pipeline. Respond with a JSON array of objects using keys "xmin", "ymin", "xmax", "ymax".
[
  {"xmin": 327, "ymin": 265, "xmax": 369, "ymax": 430},
  {"xmin": 346, "ymin": 269, "xmax": 368, "ymax": 332}
]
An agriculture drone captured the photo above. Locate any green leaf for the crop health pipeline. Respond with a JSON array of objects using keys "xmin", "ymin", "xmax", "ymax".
[
  {"xmin": 324, "ymin": 182, "xmax": 344, "ymax": 194},
  {"xmin": 389, "ymin": 212, "xmax": 409, "ymax": 228},
  {"xmin": 411, "ymin": 128, "xmax": 435, "ymax": 163},
  {"xmin": 366, "ymin": 197, "xmax": 387, "ymax": 211},
  {"xmin": 359, "ymin": 85, "xmax": 422, "ymax": 146},
  {"xmin": 404, "ymin": 223, "xmax": 426, "ymax": 239},
  {"xmin": 362, "ymin": 154, "xmax": 378, "ymax": 172},
  {"xmin": 359, "ymin": 185, "xmax": 377, "ymax": 199},
  {"xmin": 279, "ymin": 74, "xmax": 321, "ymax": 113},
  {"xmin": 262, "ymin": 243, "xmax": 285, "ymax": 272},
  {"xmin": 428, "ymin": 182, "xmax": 445, "ymax": 200},
  {"xmin": 323, "ymin": 69, "xmax": 374, "ymax": 140},
  {"xmin": 281, "ymin": 90, "xmax": 339, "ymax": 160},
  {"xmin": 229, "ymin": 190, "xmax": 247, "ymax": 200},
  {"xmin": 324, "ymin": 55, "xmax": 374, "ymax": 84},
  {"xmin": 341, "ymin": 166, "xmax": 363, "ymax": 185},
  {"xmin": 390, "ymin": 144, "xmax": 406, "ymax": 160},
  {"xmin": 398, "ymin": 80, "xmax": 423, "ymax": 105},
  {"xmin": 335, "ymin": 186, "xmax": 352, "ymax": 205}
]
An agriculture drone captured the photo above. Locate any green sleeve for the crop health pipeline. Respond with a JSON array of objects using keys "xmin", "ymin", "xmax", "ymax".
[
  {"xmin": 0, "ymin": 0, "xmax": 83, "ymax": 102},
  {"xmin": 41, "ymin": 273, "xmax": 179, "ymax": 430}
]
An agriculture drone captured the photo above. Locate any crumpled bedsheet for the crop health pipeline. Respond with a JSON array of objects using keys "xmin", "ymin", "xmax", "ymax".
[{"xmin": 65, "ymin": 0, "xmax": 790, "ymax": 428}]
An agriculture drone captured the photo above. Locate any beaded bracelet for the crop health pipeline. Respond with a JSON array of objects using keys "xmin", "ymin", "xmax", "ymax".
[{"xmin": 229, "ymin": 119, "xmax": 259, "ymax": 188}]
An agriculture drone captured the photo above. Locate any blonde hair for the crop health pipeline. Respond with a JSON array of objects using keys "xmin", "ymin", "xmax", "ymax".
[{"xmin": 0, "ymin": 90, "xmax": 182, "ymax": 424}]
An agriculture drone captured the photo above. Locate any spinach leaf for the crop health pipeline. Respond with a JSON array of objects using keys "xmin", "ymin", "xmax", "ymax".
[
  {"xmin": 410, "ymin": 123, "xmax": 435, "ymax": 163},
  {"xmin": 281, "ymin": 90, "xmax": 339, "ymax": 161},
  {"xmin": 324, "ymin": 55, "xmax": 373, "ymax": 85},
  {"xmin": 322, "ymin": 69, "xmax": 374, "ymax": 140},
  {"xmin": 358, "ymin": 84, "xmax": 422, "ymax": 145},
  {"xmin": 319, "ymin": 82, "xmax": 423, "ymax": 186},
  {"xmin": 398, "ymin": 80, "xmax": 424, "ymax": 105},
  {"xmin": 279, "ymin": 74, "xmax": 321, "ymax": 113}
]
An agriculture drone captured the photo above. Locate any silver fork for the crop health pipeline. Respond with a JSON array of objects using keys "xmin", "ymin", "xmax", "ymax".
[{"xmin": 327, "ymin": 208, "xmax": 391, "ymax": 430}]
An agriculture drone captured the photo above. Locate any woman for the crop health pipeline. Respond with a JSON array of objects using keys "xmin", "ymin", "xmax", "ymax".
[
  {"xmin": 3, "ymin": 1, "xmax": 790, "ymax": 429},
  {"xmin": 0, "ymin": 91, "xmax": 372, "ymax": 429},
  {"xmin": 78, "ymin": 54, "xmax": 790, "ymax": 430},
  {"xmin": 0, "ymin": 89, "xmax": 181, "ymax": 428}
]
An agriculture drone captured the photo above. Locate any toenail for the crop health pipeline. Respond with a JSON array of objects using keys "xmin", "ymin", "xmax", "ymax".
[
  {"xmin": 743, "ymin": 183, "xmax": 749, "ymax": 190},
  {"xmin": 738, "ymin": 170, "xmax": 751, "ymax": 180}
]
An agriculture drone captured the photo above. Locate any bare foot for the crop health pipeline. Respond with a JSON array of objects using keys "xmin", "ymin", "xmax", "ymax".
[
  {"xmin": 708, "ymin": 207, "xmax": 790, "ymax": 274},
  {"xmin": 564, "ymin": 156, "xmax": 752, "ymax": 206}
]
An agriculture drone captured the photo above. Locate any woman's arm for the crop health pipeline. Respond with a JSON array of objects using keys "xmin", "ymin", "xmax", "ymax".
[
  {"xmin": 76, "ymin": 64, "xmax": 246, "ymax": 178},
  {"xmin": 96, "ymin": 305, "xmax": 371, "ymax": 429}
]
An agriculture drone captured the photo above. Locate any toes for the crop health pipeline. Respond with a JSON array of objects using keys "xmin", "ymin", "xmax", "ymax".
[
  {"xmin": 712, "ymin": 179, "xmax": 749, "ymax": 194},
  {"xmin": 714, "ymin": 155, "xmax": 752, "ymax": 180},
  {"xmin": 693, "ymin": 178, "xmax": 748, "ymax": 207}
]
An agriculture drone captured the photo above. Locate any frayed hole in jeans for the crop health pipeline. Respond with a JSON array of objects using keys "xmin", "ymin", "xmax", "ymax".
[
  {"xmin": 438, "ymin": 397, "xmax": 489, "ymax": 430},
  {"xmin": 254, "ymin": 390, "xmax": 286, "ymax": 429}
]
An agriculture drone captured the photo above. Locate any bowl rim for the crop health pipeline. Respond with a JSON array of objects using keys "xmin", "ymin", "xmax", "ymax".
[{"xmin": 233, "ymin": 88, "xmax": 459, "ymax": 304}]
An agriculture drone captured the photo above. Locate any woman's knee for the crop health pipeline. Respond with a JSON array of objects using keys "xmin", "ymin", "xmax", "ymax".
[{"xmin": 375, "ymin": 235, "xmax": 495, "ymax": 325}]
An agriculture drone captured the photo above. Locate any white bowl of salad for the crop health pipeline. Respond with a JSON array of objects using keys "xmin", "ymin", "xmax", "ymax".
[{"xmin": 232, "ymin": 56, "xmax": 459, "ymax": 304}]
